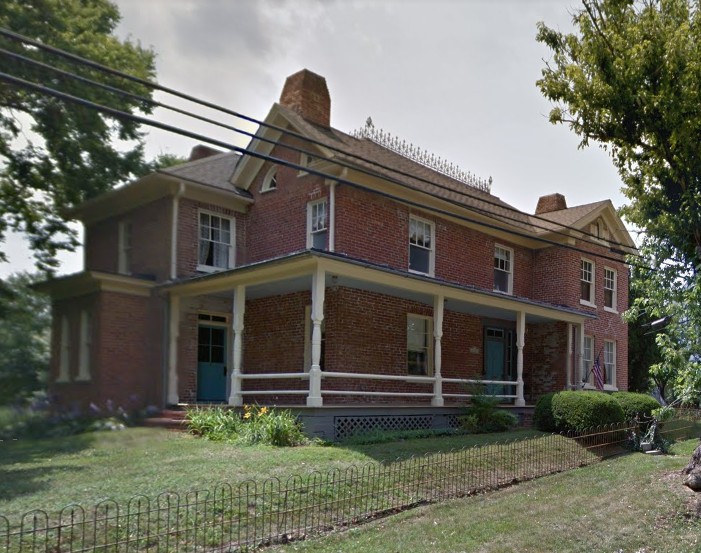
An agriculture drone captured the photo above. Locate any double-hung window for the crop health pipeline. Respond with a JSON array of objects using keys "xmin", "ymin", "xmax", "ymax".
[
  {"xmin": 407, "ymin": 314, "xmax": 432, "ymax": 376},
  {"xmin": 77, "ymin": 310, "xmax": 91, "ymax": 381},
  {"xmin": 604, "ymin": 267, "xmax": 617, "ymax": 311},
  {"xmin": 580, "ymin": 259, "xmax": 595, "ymax": 305},
  {"xmin": 409, "ymin": 216, "xmax": 434, "ymax": 275},
  {"xmin": 118, "ymin": 220, "xmax": 132, "ymax": 275},
  {"xmin": 604, "ymin": 340, "xmax": 616, "ymax": 386},
  {"xmin": 582, "ymin": 335, "xmax": 593, "ymax": 385},
  {"xmin": 307, "ymin": 199, "xmax": 328, "ymax": 250},
  {"xmin": 494, "ymin": 245, "xmax": 513, "ymax": 294},
  {"xmin": 198, "ymin": 211, "xmax": 234, "ymax": 271}
]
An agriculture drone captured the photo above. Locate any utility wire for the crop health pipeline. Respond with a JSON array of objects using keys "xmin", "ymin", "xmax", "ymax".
[
  {"xmin": 1, "ymin": 45, "xmax": 640, "ymax": 255},
  {"xmin": 0, "ymin": 26, "xmax": 638, "ymax": 253},
  {"xmin": 0, "ymin": 69, "xmax": 651, "ymax": 271}
]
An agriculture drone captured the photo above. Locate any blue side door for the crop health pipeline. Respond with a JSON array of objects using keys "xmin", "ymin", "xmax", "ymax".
[
  {"xmin": 485, "ymin": 328, "xmax": 505, "ymax": 397},
  {"xmin": 197, "ymin": 325, "xmax": 227, "ymax": 402}
]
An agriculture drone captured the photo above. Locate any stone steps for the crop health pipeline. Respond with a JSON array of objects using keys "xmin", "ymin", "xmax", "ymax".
[{"xmin": 143, "ymin": 409, "xmax": 188, "ymax": 431}]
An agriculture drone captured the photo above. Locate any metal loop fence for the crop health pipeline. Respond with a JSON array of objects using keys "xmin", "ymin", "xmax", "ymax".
[{"xmin": 2, "ymin": 410, "xmax": 700, "ymax": 553}]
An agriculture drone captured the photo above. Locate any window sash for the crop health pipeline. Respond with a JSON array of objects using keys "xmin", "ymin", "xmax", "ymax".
[
  {"xmin": 407, "ymin": 316, "xmax": 431, "ymax": 375},
  {"xmin": 604, "ymin": 341, "xmax": 615, "ymax": 385},
  {"xmin": 581, "ymin": 260, "xmax": 593, "ymax": 302},
  {"xmin": 409, "ymin": 218, "xmax": 433, "ymax": 274},
  {"xmin": 199, "ymin": 213, "xmax": 232, "ymax": 269},
  {"xmin": 604, "ymin": 268, "xmax": 616, "ymax": 309},
  {"xmin": 582, "ymin": 335, "xmax": 593, "ymax": 383}
]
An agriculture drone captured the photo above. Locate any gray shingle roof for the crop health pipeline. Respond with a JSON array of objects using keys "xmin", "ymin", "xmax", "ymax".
[{"xmin": 159, "ymin": 151, "xmax": 250, "ymax": 198}]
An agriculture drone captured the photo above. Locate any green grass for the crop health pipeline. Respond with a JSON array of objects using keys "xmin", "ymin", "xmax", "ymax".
[
  {"xmin": 0, "ymin": 427, "xmax": 543, "ymax": 520},
  {"xmin": 269, "ymin": 440, "xmax": 701, "ymax": 553}
]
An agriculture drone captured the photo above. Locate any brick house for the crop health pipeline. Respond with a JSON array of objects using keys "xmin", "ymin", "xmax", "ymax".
[{"xmin": 39, "ymin": 69, "xmax": 636, "ymax": 439}]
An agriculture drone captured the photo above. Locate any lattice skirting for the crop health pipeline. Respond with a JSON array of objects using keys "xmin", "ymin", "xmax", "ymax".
[{"xmin": 334, "ymin": 414, "xmax": 435, "ymax": 440}]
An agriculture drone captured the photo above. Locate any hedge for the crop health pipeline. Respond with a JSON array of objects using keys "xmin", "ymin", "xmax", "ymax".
[
  {"xmin": 550, "ymin": 391, "xmax": 625, "ymax": 432},
  {"xmin": 611, "ymin": 392, "xmax": 660, "ymax": 420},
  {"xmin": 533, "ymin": 392, "xmax": 557, "ymax": 432}
]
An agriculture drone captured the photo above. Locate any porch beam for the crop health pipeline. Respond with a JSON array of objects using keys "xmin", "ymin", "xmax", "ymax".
[
  {"xmin": 167, "ymin": 294, "xmax": 180, "ymax": 405},
  {"xmin": 307, "ymin": 265, "xmax": 325, "ymax": 407},
  {"xmin": 228, "ymin": 285, "xmax": 245, "ymax": 406},
  {"xmin": 432, "ymin": 294, "xmax": 444, "ymax": 407},
  {"xmin": 515, "ymin": 310, "xmax": 525, "ymax": 407}
]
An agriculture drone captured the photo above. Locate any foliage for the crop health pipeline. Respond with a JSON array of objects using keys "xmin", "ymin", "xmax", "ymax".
[
  {"xmin": 611, "ymin": 391, "xmax": 660, "ymax": 421},
  {"xmin": 551, "ymin": 391, "xmax": 625, "ymax": 432},
  {"xmin": 458, "ymin": 394, "xmax": 518, "ymax": 433},
  {"xmin": 537, "ymin": 0, "xmax": 701, "ymax": 403},
  {"xmin": 626, "ymin": 276, "xmax": 663, "ymax": 393},
  {"xmin": 186, "ymin": 405, "xmax": 307, "ymax": 447},
  {"xmin": 0, "ymin": 272, "xmax": 50, "ymax": 404},
  {"xmin": 533, "ymin": 392, "xmax": 558, "ymax": 432},
  {"xmin": 0, "ymin": 0, "xmax": 156, "ymax": 272}
]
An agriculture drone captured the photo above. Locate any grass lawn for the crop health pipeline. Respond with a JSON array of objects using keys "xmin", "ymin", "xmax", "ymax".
[
  {"xmin": 269, "ymin": 440, "xmax": 701, "ymax": 553},
  {"xmin": 0, "ymin": 427, "xmax": 543, "ymax": 519}
]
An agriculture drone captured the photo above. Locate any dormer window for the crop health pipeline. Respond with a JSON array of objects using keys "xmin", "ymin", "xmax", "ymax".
[
  {"xmin": 198, "ymin": 211, "xmax": 234, "ymax": 272},
  {"xmin": 261, "ymin": 167, "xmax": 278, "ymax": 192}
]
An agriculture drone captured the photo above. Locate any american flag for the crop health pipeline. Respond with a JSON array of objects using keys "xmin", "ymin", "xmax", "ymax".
[{"xmin": 592, "ymin": 354, "xmax": 605, "ymax": 391}]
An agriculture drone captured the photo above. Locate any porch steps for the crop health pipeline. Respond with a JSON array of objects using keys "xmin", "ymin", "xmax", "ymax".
[{"xmin": 143, "ymin": 408, "xmax": 188, "ymax": 431}]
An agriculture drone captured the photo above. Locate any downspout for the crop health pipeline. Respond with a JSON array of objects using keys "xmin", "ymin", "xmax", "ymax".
[{"xmin": 170, "ymin": 182, "xmax": 185, "ymax": 280}]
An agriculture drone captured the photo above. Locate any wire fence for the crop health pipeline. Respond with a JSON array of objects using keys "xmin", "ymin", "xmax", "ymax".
[{"xmin": 2, "ymin": 411, "xmax": 700, "ymax": 553}]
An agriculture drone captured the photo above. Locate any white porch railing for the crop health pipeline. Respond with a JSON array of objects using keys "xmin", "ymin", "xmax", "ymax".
[{"xmin": 232, "ymin": 371, "xmax": 520, "ymax": 405}]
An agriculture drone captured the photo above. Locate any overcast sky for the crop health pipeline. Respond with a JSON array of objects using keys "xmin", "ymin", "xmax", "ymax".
[{"xmin": 1, "ymin": 0, "xmax": 626, "ymax": 277}]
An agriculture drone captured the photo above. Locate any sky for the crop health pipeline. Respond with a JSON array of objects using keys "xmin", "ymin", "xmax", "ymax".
[{"xmin": 1, "ymin": 0, "xmax": 626, "ymax": 278}]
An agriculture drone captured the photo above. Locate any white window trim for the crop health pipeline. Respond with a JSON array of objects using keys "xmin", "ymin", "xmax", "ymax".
[
  {"xmin": 260, "ymin": 166, "xmax": 278, "ymax": 193},
  {"xmin": 581, "ymin": 334, "xmax": 593, "ymax": 385},
  {"xmin": 297, "ymin": 152, "xmax": 315, "ymax": 176},
  {"xmin": 580, "ymin": 258, "xmax": 596, "ymax": 307},
  {"xmin": 493, "ymin": 244, "xmax": 514, "ymax": 295},
  {"xmin": 58, "ymin": 315, "xmax": 70, "ymax": 383},
  {"xmin": 407, "ymin": 314, "xmax": 433, "ymax": 376},
  {"xmin": 77, "ymin": 310, "xmax": 91, "ymax": 382},
  {"xmin": 603, "ymin": 267, "xmax": 618, "ymax": 313},
  {"xmin": 117, "ymin": 220, "xmax": 132, "ymax": 276},
  {"xmin": 197, "ymin": 209, "xmax": 235, "ymax": 273},
  {"xmin": 306, "ymin": 198, "xmax": 328, "ymax": 250},
  {"xmin": 408, "ymin": 215, "xmax": 435, "ymax": 277},
  {"xmin": 604, "ymin": 339, "xmax": 617, "ymax": 390}
]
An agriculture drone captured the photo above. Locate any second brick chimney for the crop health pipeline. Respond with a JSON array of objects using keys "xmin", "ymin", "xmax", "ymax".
[
  {"xmin": 535, "ymin": 193, "xmax": 568, "ymax": 214},
  {"xmin": 279, "ymin": 69, "xmax": 331, "ymax": 127}
]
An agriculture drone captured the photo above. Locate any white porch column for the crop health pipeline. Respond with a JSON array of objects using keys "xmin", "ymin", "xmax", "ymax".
[
  {"xmin": 167, "ymin": 294, "xmax": 180, "ymax": 405},
  {"xmin": 228, "ymin": 285, "xmax": 245, "ymax": 406},
  {"xmin": 566, "ymin": 323, "xmax": 573, "ymax": 390},
  {"xmin": 579, "ymin": 322, "xmax": 585, "ymax": 387},
  {"xmin": 515, "ymin": 310, "xmax": 526, "ymax": 407},
  {"xmin": 432, "ymin": 295, "xmax": 444, "ymax": 407},
  {"xmin": 307, "ymin": 266, "xmax": 325, "ymax": 407}
]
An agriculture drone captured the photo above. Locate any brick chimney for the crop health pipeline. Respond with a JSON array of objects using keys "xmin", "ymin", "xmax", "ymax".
[
  {"xmin": 189, "ymin": 145, "xmax": 222, "ymax": 161},
  {"xmin": 279, "ymin": 69, "xmax": 331, "ymax": 127},
  {"xmin": 535, "ymin": 193, "xmax": 568, "ymax": 214}
]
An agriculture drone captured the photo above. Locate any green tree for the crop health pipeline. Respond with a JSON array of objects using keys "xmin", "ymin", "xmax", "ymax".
[
  {"xmin": 537, "ymin": 0, "xmax": 701, "ymax": 402},
  {"xmin": 0, "ymin": 272, "xmax": 50, "ymax": 403},
  {"xmin": 0, "ymin": 0, "xmax": 156, "ymax": 272}
]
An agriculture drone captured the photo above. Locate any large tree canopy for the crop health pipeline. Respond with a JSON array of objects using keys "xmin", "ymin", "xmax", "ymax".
[
  {"xmin": 0, "ymin": 0, "xmax": 156, "ymax": 272},
  {"xmin": 537, "ymin": 0, "xmax": 701, "ymax": 401}
]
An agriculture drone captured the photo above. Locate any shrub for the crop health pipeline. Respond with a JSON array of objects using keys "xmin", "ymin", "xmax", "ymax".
[
  {"xmin": 185, "ymin": 405, "xmax": 240, "ymax": 441},
  {"xmin": 459, "ymin": 395, "xmax": 518, "ymax": 433},
  {"xmin": 551, "ymin": 391, "xmax": 625, "ymax": 432},
  {"xmin": 611, "ymin": 392, "xmax": 660, "ymax": 421},
  {"xmin": 534, "ymin": 392, "xmax": 557, "ymax": 432}
]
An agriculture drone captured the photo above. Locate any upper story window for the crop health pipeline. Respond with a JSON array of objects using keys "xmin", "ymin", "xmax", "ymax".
[
  {"xmin": 118, "ymin": 220, "xmax": 132, "ymax": 275},
  {"xmin": 307, "ymin": 199, "xmax": 328, "ymax": 250},
  {"xmin": 604, "ymin": 340, "xmax": 616, "ymax": 386},
  {"xmin": 582, "ymin": 335, "xmax": 593, "ymax": 385},
  {"xmin": 494, "ymin": 245, "xmax": 513, "ymax": 295},
  {"xmin": 409, "ymin": 216, "xmax": 434, "ymax": 276},
  {"xmin": 580, "ymin": 259, "xmax": 595, "ymax": 305},
  {"xmin": 261, "ymin": 167, "xmax": 278, "ymax": 192},
  {"xmin": 198, "ymin": 211, "xmax": 234, "ymax": 272},
  {"xmin": 604, "ymin": 267, "xmax": 617, "ymax": 312},
  {"xmin": 407, "ymin": 314, "xmax": 432, "ymax": 376}
]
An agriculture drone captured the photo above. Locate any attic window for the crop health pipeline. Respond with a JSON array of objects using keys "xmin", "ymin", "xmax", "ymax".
[
  {"xmin": 261, "ymin": 167, "xmax": 278, "ymax": 192},
  {"xmin": 590, "ymin": 219, "xmax": 609, "ymax": 241},
  {"xmin": 298, "ymin": 152, "xmax": 314, "ymax": 176}
]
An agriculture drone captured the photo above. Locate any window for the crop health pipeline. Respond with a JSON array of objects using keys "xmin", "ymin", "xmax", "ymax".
[
  {"xmin": 198, "ymin": 211, "xmax": 234, "ymax": 271},
  {"xmin": 407, "ymin": 315, "xmax": 432, "ymax": 375},
  {"xmin": 580, "ymin": 259, "xmax": 595, "ymax": 305},
  {"xmin": 494, "ymin": 245, "xmax": 513, "ymax": 294},
  {"xmin": 118, "ymin": 221, "xmax": 132, "ymax": 275},
  {"xmin": 58, "ymin": 315, "xmax": 70, "ymax": 382},
  {"xmin": 304, "ymin": 306, "xmax": 326, "ymax": 371},
  {"xmin": 602, "ymin": 340, "xmax": 616, "ymax": 386},
  {"xmin": 409, "ymin": 216, "xmax": 434, "ymax": 275},
  {"xmin": 307, "ymin": 199, "xmax": 328, "ymax": 250},
  {"xmin": 261, "ymin": 167, "xmax": 277, "ymax": 192},
  {"xmin": 604, "ymin": 267, "xmax": 617, "ymax": 311},
  {"xmin": 582, "ymin": 335, "xmax": 593, "ymax": 384},
  {"xmin": 77, "ymin": 310, "xmax": 91, "ymax": 381},
  {"xmin": 298, "ymin": 152, "xmax": 314, "ymax": 175}
]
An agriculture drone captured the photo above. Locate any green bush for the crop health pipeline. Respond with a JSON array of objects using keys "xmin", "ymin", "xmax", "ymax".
[
  {"xmin": 185, "ymin": 405, "xmax": 240, "ymax": 441},
  {"xmin": 611, "ymin": 392, "xmax": 660, "ymax": 421},
  {"xmin": 534, "ymin": 392, "xmax": 557, "ymax": 432},
  {"xmin": 551, "ymin": 391, "xmax": 625, "ymax": 432},
  {"xmin": 459, "ymin": 395, "xmax": 518, "ymax": 433}
]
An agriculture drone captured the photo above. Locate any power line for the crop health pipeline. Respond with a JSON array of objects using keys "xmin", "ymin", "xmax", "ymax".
[
  {"xmin": 0, "ymin": 69, "xmax": 649, "ymax": 270},
  {"xmin": 0, "ymin": 26, "xmax": 639, "ymax": 254}
]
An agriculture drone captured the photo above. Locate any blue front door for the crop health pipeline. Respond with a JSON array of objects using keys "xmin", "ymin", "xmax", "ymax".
[
  {"xmin": 197, "ymin": 325, "xmax": 227, "ymax": 402},
  {"xmin": 485, "ymin": 330, "xmax": 505, "ymax": 396}
]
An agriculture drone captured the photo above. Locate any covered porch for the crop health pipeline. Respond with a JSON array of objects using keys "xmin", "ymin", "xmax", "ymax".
[{"xmin": 163, "ymin": 251, "xmax": 592, "ymax": 412}]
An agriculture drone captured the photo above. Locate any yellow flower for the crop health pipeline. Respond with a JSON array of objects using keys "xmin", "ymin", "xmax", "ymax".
[
  {"xmin": 243, "ymin": 412, "xmax": 251, "ymax": 419},
  {"xmin": 259, "ymin": 406, "xmax": 268, "ymax": 415}
]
